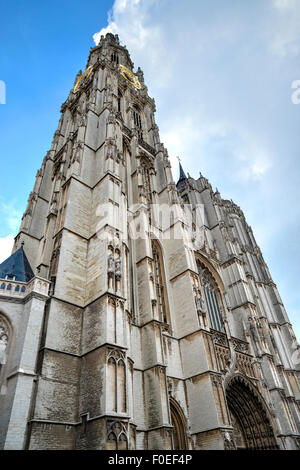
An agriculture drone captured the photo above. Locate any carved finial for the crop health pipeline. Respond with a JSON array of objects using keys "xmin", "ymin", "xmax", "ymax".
[{"xmin": 136, "ymin": 67, "xmax": 144, "ymax": 83}]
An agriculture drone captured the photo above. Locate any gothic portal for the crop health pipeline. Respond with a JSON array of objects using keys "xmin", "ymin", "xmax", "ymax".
[{"xmin": 0, "ymin": 33, "xmax": 299, "ymax": 450}]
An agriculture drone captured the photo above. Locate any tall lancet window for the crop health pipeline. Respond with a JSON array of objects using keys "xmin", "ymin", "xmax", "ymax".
[
  {"xmin": 152, "ymin": 240, "xmax": 169, "ymax": 324},
  {"xmin": 133, "ymin": 105, "xmax": 142, "ymax": 140},
  {"xmin": 140, "ymin": 158, "xmax": 153, "ymax": 206},
  {"xmin": 107, "ymin": 349, "xmax": 127, "ymax": 414},
  {"xmin": 197, "ymin": 261, "xmax": 224, "ymax": 332},
  {"xmin": 111, "ymin": 53, "xmax": 119, "ymax": 64},
  {"xmin": 117, "ymin": 89, "xmax": 123, "ymax": 115}
]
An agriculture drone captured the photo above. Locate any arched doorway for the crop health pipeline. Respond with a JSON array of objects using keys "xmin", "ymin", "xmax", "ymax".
[
  {"xmin": 226, "ymin": 376, "xmax": 278, "ymax": 450},
  {"xmin": 170, "ymin": 399, "xmax": 188, "ymax": 450}
]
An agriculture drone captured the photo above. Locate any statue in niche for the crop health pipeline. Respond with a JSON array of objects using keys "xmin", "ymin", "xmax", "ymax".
[
  {"xmin": 107, "ymin": 252, "xmax": 115, "ymax": 290},
  {"xmin": 248, "ymin": 317, "xmax": 259, "ymax": 342},
  {"xmin": 79, "ymin": 101, "xmax": 87, "ymax": 127},
  {"xmin": 71, "ymin": 141, "xmax": 83, "ymax": 176},
  {"xmin": 72, "ymin": 142, "xmax": 83, "ymax": 164},
  {"xmin": 104, "ymin": 83, "xmax": 112, "ymax": 104},
  {"xmin": 195, "ymin": 294, "xmax": 206, "ymax": 316},
  {"xmin": 115, "ymin": 257, "xmax": 122, "ymax": 292},
  {"xmin": 90, "ymin": 86, "xmax": 97, "ymax": 111},
  {"xmin": 248, "ymin": 316, "xmax": 262, "ymax": 356},
  {"xmin": 108, "ymin": 104, "xmax": 116, "ymax": 124},
  {"xmin": 105, "ymin": 140, "xmax": 115, "ymax": 160},
  {"xmin": 136, "ymin": 67, "xmax": 144, "ymax": 84},
  {"xmin": 50, "ymin": 193, "xmax": 58, "ymax": 213},
  {"xmin": 213, "ymin": 239, "xmax": 220, "ymax": 260},
  {"xmin": 79, "ymin": 111, "xmax": 87, "ymax": 127}
]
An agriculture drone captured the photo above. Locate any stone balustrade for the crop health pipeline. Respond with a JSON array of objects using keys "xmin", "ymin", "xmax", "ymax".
[
  {"xmin": 211, "ymin": 330, "xmax": 255, "ymax": 378},
  {"xmin": 0, "ymin": 276, "xmax": 50, "ymax": 299},
  {"xmin": 0, "ymin": 279, "xmax": 27, "ymax": 297}
]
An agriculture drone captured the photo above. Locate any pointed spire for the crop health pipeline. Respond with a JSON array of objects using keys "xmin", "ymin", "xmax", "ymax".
[
  {"xmin": 179, "ymin": 162, "xmax": 187, "ymax": 181},
  {"xmin": 0, "ymin": 245, "xmax": 34, "ymax": 282},
  {"xmin": 176, "ymin": 157, "xmax": 187, "ymax": 191}
]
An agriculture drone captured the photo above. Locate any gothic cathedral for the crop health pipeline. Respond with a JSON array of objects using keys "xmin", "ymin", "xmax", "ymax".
[{"xmin": 0, "ymin": 33, "xmax": 299, "ymax": 450}]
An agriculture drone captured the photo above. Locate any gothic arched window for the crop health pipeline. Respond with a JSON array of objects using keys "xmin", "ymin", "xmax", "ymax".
[
  {"xmin": 117, "ymin": 89, "xmax": 123, "ymax": 114},
  {"xmin": 197, "ymin": 261, "xmax": 224, "ymax": 332},
  {"xmin": 133, "ymin": 105, "xmax": 142, "ymax": 139},
  {"xmin": 106, "ymin": 421, "xmax": 128, "ymax": 450},
  {"xmin": 170, "ymin": 398, "xmax": 188, "ymax": 450},
  {"xmin": 111, "ymin": 53, "xmax": 119, "ymax": 64},
  {"xmin": 107, "ymin": 350, "xmax": 127, "ymax": 414},
  {"xmin": 152, "ymin": 240, "xmax": 169, "ymax": 324},
  {"xmin": 140, "ymin": 158, "xmax": 153, "ymax": 206},
  {"xmin": 108, "ymin": 357, "xmax": 117, "ymax": 412}
]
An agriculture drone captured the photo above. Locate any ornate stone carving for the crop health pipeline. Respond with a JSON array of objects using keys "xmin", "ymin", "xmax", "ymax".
[
  {"xmin": 115, "ymin": 258, "xmax": 122, "ymax": 282},
  {"xmin": 213, "ymin": 331, "xmax": 228, "ymax": 348},
  {"xmin": 223, "ymin": 431, "xmax": 235, "ymax": 450},
  {"xmin": 106, "ymin": 419, "xmax": 128, "ymax": 447},
  {"xmin": 72, "ymin": 141, "xmax": 84, "ymax": 165},
  {"xmin": 107, "ymin": 253, "xmax": 115, "ymax": 278},
  {"xmin": 107, "ymin": 348, "xmax": 126, "ymax": 362},
  {"xmin": 232, "ymin": 338, "xmax": 249, "ymax": 354},
  {"xmin": 195, "ymin": 295, "xmax": 206, "ymax": 316},
  {"xmin": 0, "ymin": 317, "xmax": 9, "ymax": 346},
  {"xmin": 167, "ymin": 377, "xmax": 173, "ymax": 396}
]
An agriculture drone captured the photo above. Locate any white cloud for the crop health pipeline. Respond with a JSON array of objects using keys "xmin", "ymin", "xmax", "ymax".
[
  {"xmin": 233, "ymin": 138, "xmax": 273, "ymax": 181},
  {"xmin": 0, "ymin": 200, "xmax": 22, "ymax": 233},
  {"xmin": 0, "ymin": 199, "xmax": 21, "ymax": 263},
  {"xmin": 93, "ymin": 1, "xmax": 300, "ymax": 340},
  {"xmin": 270, "ymin": 0, "xmax": 300, "ymax": 57},
  {"xmin": 160, "ymin": 117, "xmax": 232, "ymax": 177},
  {"xmin": 0, "ymin": 235, "xmax": 14, "ymax": 263},
  {"xmin": 273, "ymin": 0, "xmax": 296, "ymax": 9},
  {"xmin": 93, "ymin": 0, "xmax": 173, "ymax": 88}
]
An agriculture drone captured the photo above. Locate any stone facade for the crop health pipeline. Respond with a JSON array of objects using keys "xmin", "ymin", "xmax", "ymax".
[{"xmin": 0, "ymin": 33, "xmax": 299, "ymax": 450}]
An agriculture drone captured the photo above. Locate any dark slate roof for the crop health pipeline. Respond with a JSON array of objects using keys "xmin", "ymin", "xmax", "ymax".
[
  {"xmin": 0, "ymin": 245, "xmax": 34, "ymax": 282},
  {"xmin": 176, "ymin": 162, "xmax": 187, "ymax": 191}
]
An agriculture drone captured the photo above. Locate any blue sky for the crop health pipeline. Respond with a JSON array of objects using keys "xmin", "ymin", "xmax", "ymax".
[{"xmin": 0, "ymin": 0, "xmax": 299, "ymax": 339}]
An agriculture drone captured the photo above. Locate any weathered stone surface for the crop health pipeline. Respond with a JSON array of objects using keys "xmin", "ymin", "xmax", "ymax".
[{"xmin": 0, "ymin": 32, "xmax": 299, "ymax": 451}]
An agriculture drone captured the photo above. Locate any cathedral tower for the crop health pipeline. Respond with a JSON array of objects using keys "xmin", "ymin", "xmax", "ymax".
[{"xmin": 0, "ymin": 33, "xmax": 299, "ymax": 450}]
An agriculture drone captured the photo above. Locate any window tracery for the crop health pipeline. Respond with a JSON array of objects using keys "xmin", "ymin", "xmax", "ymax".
[
  {"xmin": 197, "ymin": 261, "xmax": 224, "ymax": 332},
  {"xmin": 140, "ymin": 158, "xmax": 153, "ymax": 206},
  {"xmin": 107, "ymin": 349, "xmax": 127, "ymax": 414},
  {"xmin": 106, "ymin": 420, "xmax": 128, "ymax": 450},
  {"xmin": 117, "ymin": 89, "xmax": 122, "ymax": 114},
  {"xmin": 133, "ymin": 105, "xmax": 142, "ymax": 139},
  {"xmin": 152, "ymin": 240, "xmax": 169, "ymax": 324},
  {"xmin": 111, "ymin": 53, "xmax": 119, "ymax": 64},
  {"xmin": 169, "ymin": 398, "xmax": 188, "ymax": 450}
]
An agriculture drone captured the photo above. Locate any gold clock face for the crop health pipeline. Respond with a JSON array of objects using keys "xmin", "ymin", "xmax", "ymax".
[
  {"xmin": 119, "ymin": 64, "xmax": 141, "ymax": 90},
  {"xmin": 74, "ymin": 66, "xmax": 93, "ymax": 93}
]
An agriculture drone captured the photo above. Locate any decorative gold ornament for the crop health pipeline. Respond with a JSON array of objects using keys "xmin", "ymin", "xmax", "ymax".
[
  {"xmin": 119, "ymin": 64, "xmax": 141, "ymax": 90},
  {"xmin": 74, "ymin": 66, "xmax": 93, "ymax": 93}
]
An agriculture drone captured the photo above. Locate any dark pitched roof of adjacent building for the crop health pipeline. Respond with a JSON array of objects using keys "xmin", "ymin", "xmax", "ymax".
[{"xmin": 0, "ymin": 244, "xmax": 34, "ymax": 282}]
